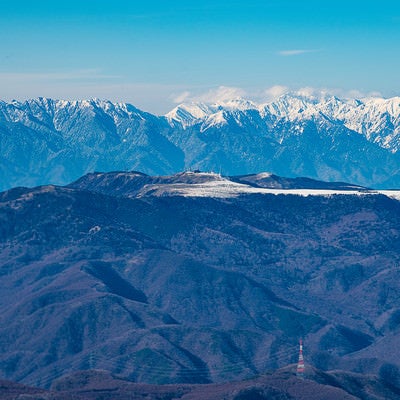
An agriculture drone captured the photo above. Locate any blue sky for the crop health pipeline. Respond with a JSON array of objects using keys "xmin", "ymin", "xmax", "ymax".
[{"xmin": 0, "ymin": 0, "xmax": 399, "ymax": 113}]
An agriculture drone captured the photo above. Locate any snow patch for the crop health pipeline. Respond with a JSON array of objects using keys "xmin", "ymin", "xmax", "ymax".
[
  {"xmin": 89, "ymin": 225, "xmax": 101, "ymax": 234},
  {"xmin": 137, "ymin": 179, "xmax": 400, "ymax": 200},
  {"xmin": 255, "ymin": 172, "xmax": 273, "ymax": 179}
]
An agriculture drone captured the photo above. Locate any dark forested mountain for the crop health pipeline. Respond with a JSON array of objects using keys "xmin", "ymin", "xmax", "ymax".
[
  {"xmin": 1, "ymin": 95, "xmax": 400, "ymax": 191},
  {"xmin": 1, "ymin": 171, "xmax": 400, "ymax": 393},
  {"xmin": 2, "ymin": 367, "xmax": 400, "ymax": 400}
]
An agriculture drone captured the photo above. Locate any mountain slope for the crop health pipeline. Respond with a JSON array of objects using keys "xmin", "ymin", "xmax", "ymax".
[
  {"xmin": 0, "ymin": 98, "xmax": 184, "ymax": 190},
  {"xmin": 165, "ymin": 95, "xmax": 400, "ymax": 188},
  {"xmin": 1, "ymin": 94, "xmax": 400, "ymax": 191},
  {"xmin": 3, "ymin": 367, "xmax": 400, "ymax": 400},
  {"xmin": 1, "ymin": 172, "xmax": 400, "ymax": 388}
]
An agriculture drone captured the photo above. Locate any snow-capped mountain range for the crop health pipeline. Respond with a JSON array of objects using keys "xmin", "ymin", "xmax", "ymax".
[
  {"xmin": 1, "ymin": 93, "xmax": 400, "ymax": 191},
  {"xmin": 166, "ymin": 94, "xmax": 400, "ymax": 150}
]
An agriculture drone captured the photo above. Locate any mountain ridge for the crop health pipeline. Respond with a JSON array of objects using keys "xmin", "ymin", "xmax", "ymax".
[
  {"xmin": 1, "ymin": 94, "xmax": 400, "ymax": 191},
  {"xmin": 1, "ymin": 171, "xmax": 400, "ymax": 388},
  {"xmin": 166, "ymin": 94, "xmax": 400, "ymax": 150},
  {"xmin": 2, "ymin": 367, "xmax": 400, "ymax": 399}
]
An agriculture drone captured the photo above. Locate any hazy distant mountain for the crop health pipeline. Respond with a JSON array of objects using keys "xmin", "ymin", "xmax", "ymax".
[
  {"xmin": 1, "ymin": 94, "xmax": 400, "ymax": 191},
  {"xmin": 1, "ymin": 171, "xmax": 400, "ymax": 388}
]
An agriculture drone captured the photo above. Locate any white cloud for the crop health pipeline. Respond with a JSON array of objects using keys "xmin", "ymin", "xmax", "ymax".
[
  {"xmin": 278, "ymin": 49, "xmax": 318, "ymax": 56},
  {"xmin": 366, "ymin": 90, "xmax": 383, "ymax": 98},
  {"xmin": 345, "ymin": 89, "xmax": 382, "ymax": 99},
  {"xmin": 172, "ymin": 86, "xmax": 247, "ymax": 104},
  {"xmin": 290, "ymin": 87, "xmax": 385, "ymax": 101},
  {"xmin": 264, "ymin": 85, "xmax": 289, "ymax": 100},
  {"xmin": 169, "ymin": 85, "xmax": 388, "ymax": 110},
  {"xmin": 171, "ymin": 90, "xmax": 191, "ymax": 103},
  {"xmin": 295, "ymin": 86, "xmax": 322, "ymax": 99}
]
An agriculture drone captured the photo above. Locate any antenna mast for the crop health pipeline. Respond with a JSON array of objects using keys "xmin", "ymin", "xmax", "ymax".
[{"xmin": 296, "ymin": 339, "xmax": 305, "ymax": 378}]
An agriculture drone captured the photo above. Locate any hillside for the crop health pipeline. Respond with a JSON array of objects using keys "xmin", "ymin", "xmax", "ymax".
[
  {"xmin": 2, "ymin": 367, "xmax": 400, "ymax": 399},
  {"xmin": 0, "ymin": 172, "xmax": 400, "ymax": 390}
]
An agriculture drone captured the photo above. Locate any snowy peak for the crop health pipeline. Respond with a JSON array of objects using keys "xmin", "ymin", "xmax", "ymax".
[
  {"xmin": 261, "ymin": 93, "xmax": 323, "ymax": 119},
  {"xmin": 165, "ymin": 103, "xmax": 215, "ymax": 127},
  {"xmin": 1, "ymin": 95, "xmax": 400, "ymax": 192},
  {"xmin": 165, "ymin": 98, "xmax": 257, "ymax": 128},
  {"xmin": 165, "ymin": 93, "xmax": 400, "ymax": 152},
  {"xmin": 0, "ymin": 97, "xmax": 152, "ymax": 127}
]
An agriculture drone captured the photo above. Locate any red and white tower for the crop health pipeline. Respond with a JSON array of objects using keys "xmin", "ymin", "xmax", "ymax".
[{"xmin": 296, "ymin": 339, "xmax": 305, "ymax": 378}]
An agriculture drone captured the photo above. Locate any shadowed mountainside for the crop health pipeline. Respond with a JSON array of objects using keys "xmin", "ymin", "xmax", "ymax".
[
  {"xmin": 2, "ymin": 367, "xmax": 400, "ymax": 399},
  {"xmin": 0, "ymin": 171, "xmax": 400, "ymax": 390}
]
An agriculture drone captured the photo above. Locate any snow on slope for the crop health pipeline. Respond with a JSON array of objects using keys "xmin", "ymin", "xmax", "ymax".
[
  {"xmin": 167, "ymin": 93, "xmax": 400, "ymax": 152},
  {"xmin": 0, "ymin": 97, "xmax": 149, "ymax": 128},
  {"xmin": 136, "ymin": 172, "xmax": 400, "ymax": 200},
  {"xmin": 263, "ymin": 94, "xmax": 400, "ymax": 151},
  {"xmin": 1, "ymin": 94, "xmax": 400, "ymax": 191},
  {"xmin": 165, "ymin": 99, "xmax": 258, "ymax": 128}
]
